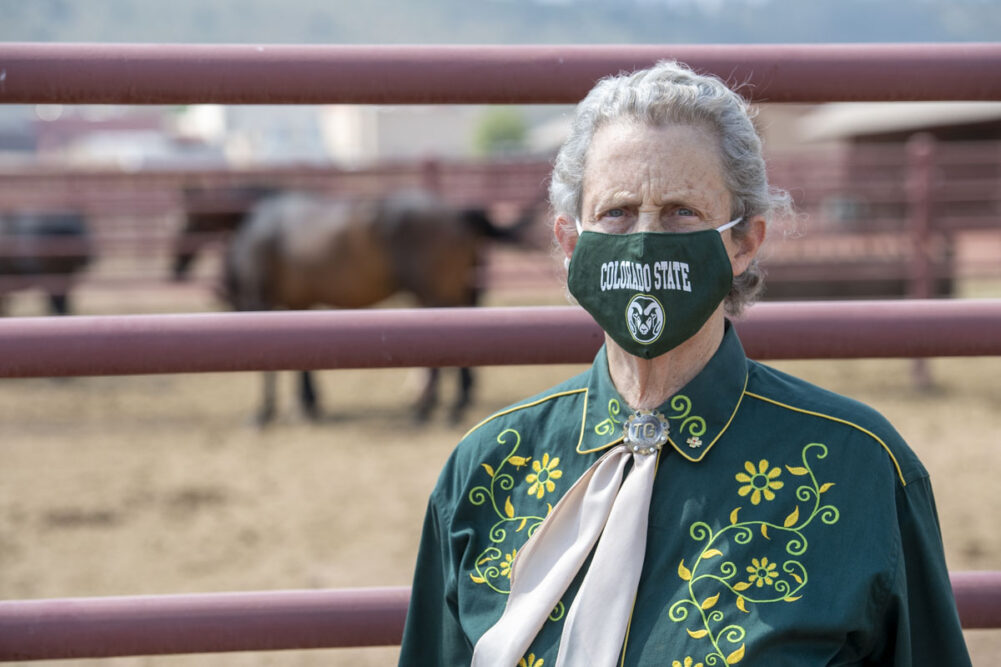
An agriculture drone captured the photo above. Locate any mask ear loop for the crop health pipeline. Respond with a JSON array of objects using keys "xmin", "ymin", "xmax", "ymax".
[
  {"xmin": 716, "ymin": 217, "xmax": 743, "ymax": 233},
  {"xmin": 564, "ymin": 218, "xmax": 584, "ymax": 270}
]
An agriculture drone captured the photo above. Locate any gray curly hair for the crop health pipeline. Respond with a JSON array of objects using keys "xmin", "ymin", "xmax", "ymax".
[{"xmin": 549, "ymin": 60, "xmax": 791, "ymax": 315}]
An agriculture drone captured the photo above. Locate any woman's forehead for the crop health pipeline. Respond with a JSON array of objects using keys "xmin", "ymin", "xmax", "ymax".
[{"xmin": 581, "ymin": 120, "xmax": 729, "ymax": 205}]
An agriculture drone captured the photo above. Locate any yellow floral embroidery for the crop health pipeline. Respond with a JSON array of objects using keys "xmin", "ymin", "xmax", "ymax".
[
  {"xmin": 526, "ymin": 453, "xmax": 563, "ymax": 499},
  {"xmin": 670, "ymin": 443, "xmax": 840, "ymax": 666},
  {"xmin": 747, "ymin": 557, "xmax": 778, "ymax": 588},
  {"xmin": 673, "ymin": 658, "xmax": 704, "ymax": 667},
  {"xmin": 467, "ymin": 429, "xmax": 566, "ymax": 622},
  {"xmin": 500, "ymin": 549, "xmax": 517, "ymax": 579},
  {"xmin": 735, "ymin": 459, "xmax": 784, "ymax": 505},
  {"xmin": 518, "ymin": 653, "xmax": 544, "ymax": 667}
]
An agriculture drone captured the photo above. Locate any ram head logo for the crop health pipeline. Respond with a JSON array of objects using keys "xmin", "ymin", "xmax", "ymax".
[{"xmin": 626, "ymin": 294, "xmax": 665, "ymax": 344}]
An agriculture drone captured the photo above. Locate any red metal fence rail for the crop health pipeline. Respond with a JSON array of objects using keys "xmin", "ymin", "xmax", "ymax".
[
  {"xmin": 0, "ymin": 300, "xmax": 1000, "ymax": 378},
  {"xmin": 2, "ymin": 571, "xmax": 999, "ymax": 661},
  {"xmin": 2, "ymin": 43, "xmax": 1001, "ymax": 105},
  {"xmin": 0, "ymin": 587, "xmax": 411, "ymax": 660}
]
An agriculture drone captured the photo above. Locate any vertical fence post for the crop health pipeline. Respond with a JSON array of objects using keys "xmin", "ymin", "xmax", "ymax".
[
  {"xmin": 906, "ymin": 133, "xmax": 936, "ymax": 390},
  {"xmin": 421, "ymin": 157, "xmax": 442, "ymax": 195}
]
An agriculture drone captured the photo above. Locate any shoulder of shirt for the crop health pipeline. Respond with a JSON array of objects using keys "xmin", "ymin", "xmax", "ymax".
[
  {"xmin": 743, "ymin": 359, "xmax": 926, "ymax": 486},
  {"xmin": 429, "ymin": 368, "xmax": 590, "ymax": 512}
]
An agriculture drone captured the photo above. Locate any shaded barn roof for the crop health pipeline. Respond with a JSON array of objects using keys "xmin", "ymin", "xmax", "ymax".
[{"xmin": 799, "ymin": 102, "xmax": 1001, "ymax": 143}]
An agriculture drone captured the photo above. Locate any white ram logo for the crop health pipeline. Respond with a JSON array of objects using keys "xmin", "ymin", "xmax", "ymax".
[{"xmin": 626, "ymin": 294, "xmax": 664, "ymax": 343}]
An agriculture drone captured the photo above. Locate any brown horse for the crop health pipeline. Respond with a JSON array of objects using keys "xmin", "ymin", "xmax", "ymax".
[
  {"xmin": 214, "ymin": 189, "xmax": 528, "ymax": 426},
  {"xmin": 172, "ymin": 186, "xmax": 275, "ymax": 281}
]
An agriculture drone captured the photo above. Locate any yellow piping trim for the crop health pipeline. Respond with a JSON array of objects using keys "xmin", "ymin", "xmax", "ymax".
[
  {"xmin": 667, "ymin": 372, "xmax": 749, "ymax": 463},
  {"xmin": 576, "ymin": 387, "xmax": 624, "ymax": 454},
  {"xmin": 744, "ymin": 391, "xmax": 907, "ymax": 486},
  {"xmin": 620, "ymin": 589, "xmax": 638, "ymax": 667},
  {"xmin": 576, "ymin": 388, "xmax": 589, "ymax": 451},
  {"xmin": 461, "ymin": 388, "xmax": 587, "ymax": 440},
  {"xmin": 576, "ymin": 434, "xmax": 623, "ymax": 455}
]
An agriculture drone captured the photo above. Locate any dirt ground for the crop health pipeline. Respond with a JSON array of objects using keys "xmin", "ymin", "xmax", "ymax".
[{"xmin": 1, "ymin": 280, "xmax": 1000, "ymax": 666}]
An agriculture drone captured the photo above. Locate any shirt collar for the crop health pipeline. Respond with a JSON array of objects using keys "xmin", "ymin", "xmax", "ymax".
[{"xmin": 575, "ymin": 321, "xmax": 749, "ymax": 462}]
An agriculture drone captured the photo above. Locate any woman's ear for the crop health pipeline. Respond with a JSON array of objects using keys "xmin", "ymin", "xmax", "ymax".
[
  {"xmin": 728, "ymin": 215, "xmax": 766, "ymax": 277},
  {"xmin": 553, "ymin": 215, "xmax": 578, "ymax": 261}
]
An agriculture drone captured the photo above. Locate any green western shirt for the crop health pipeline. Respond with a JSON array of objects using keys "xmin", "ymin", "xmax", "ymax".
[{"xmin": 400, "ymin": 324, "xmax": 970, "ymax": 666}]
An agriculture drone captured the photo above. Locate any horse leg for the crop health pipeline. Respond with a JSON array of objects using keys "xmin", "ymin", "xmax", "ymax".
[
  {"xmin": 256, "ymin": 371, "xmax": 278, "ymax": 427},
  {"xmin": 299, "ymin": 370, "xmax": 321, "ymax": 420},
  {"xmin": 414, "ymin": 367, "xmax": 440, "ymax": 422},
  {"xmin": 448, "ymin": 281, "xmax": 479, "ymax": 424},
  {"xmin": 48, "ymin": 292, "xmax": 70, "ymax": 316},
  {"xmin": 449, "ymin": 367, "xmax": 475, "ymax": 425}
]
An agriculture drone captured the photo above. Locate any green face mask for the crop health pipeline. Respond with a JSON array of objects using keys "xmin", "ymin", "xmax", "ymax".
[{"xmin": 567, "ymin": 218, "xmax": 740, "ymax": 359}]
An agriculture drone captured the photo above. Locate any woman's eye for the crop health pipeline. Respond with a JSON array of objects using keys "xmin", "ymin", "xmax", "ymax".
[
  {"xmin": 675, "ymin": 207, "xmax": 698, "ymax": 217},
  {"xmin": 603, "ymin": 208, "xmax": 626, "ymax": 219}
]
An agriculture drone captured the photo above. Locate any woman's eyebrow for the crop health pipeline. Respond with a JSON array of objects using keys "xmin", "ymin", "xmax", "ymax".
[{"xmin": 591, "ymin": 190, "xmax": 639, "ymax": 210}]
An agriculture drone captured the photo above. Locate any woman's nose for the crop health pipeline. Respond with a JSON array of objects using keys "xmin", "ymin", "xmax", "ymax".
[{"xmin": 635, "ymin": 211, "xmax": 661, "ymax": 233}]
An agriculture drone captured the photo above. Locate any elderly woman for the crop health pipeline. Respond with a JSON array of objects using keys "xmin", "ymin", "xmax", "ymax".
[{"xmin": 398, "ymin": 61, "xmax": 969, "ymax": 666}]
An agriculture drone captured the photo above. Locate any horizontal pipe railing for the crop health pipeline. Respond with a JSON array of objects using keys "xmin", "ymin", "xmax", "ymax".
[
  {"xmin": 0, "ymin": 587, "xmax": 409, "ymax": 660},
  {"xmin": 2, "ymin": 43, "xmax": 1001, "ymax": 105},
  {"xmin": 1, "ymin": 571, "xmax": 997, "ymax": 660},
  {"xmin": 0, "ymin": 300, "xmax": 999, "ymax": 378}
]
